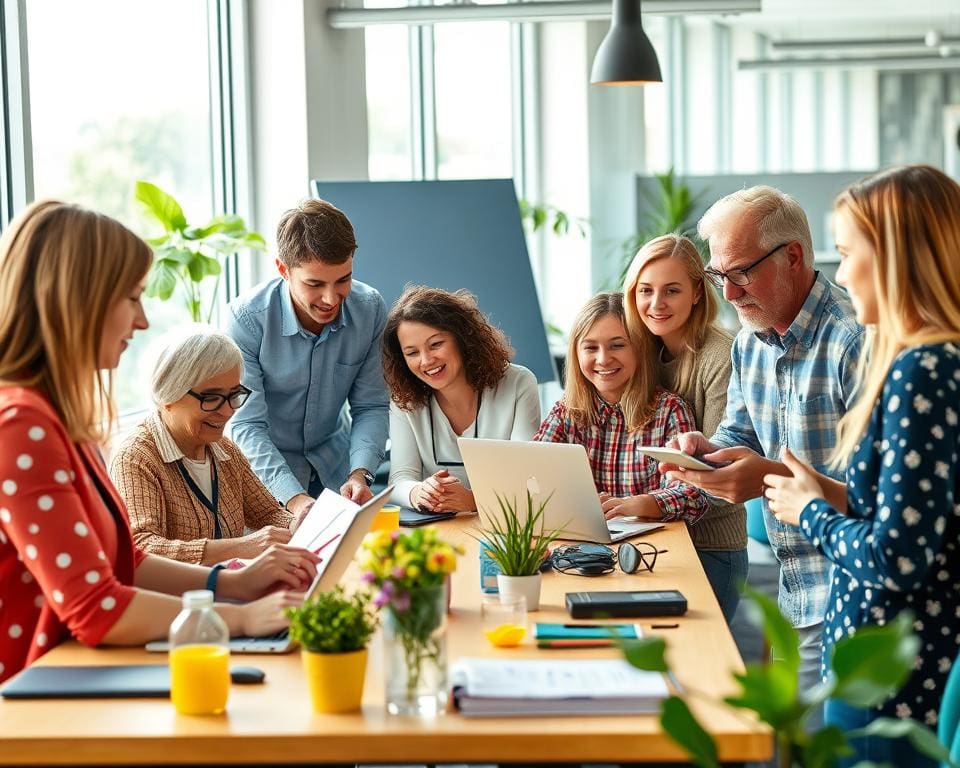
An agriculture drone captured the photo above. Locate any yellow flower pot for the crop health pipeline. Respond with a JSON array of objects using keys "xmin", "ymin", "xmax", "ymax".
[{"xmin": 301, "ymin": 647, "xmax": 368, "ymax": 713}]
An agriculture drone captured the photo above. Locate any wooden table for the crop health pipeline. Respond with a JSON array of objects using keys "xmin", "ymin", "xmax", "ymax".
[{"xmin": 0, "ymin": 519, "xmax": 772, "ymax": 765}]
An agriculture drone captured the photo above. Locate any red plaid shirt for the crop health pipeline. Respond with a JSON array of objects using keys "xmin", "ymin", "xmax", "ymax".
[{"xmin": 533, "ymin": 389, "xmax": 707, "ymax": 524}]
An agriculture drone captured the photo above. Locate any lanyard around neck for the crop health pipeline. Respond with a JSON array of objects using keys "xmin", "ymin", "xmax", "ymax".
[
  {"xmin": 429, "ymin": 391, "xmax": 482, "ymax": 468},
  {"xmin": 175, "ymin": 456, "xmax": 222, "ymax": 539}
]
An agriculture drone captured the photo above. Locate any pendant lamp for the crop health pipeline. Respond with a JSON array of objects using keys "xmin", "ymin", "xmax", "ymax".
[{"xmin": 590, "ymin": 0, "xmax": 663, "ymax": 85}]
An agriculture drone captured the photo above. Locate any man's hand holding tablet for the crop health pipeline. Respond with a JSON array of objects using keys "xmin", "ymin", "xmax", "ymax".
[{"xmin": 655, "ymin": 432, "xmax": 790, "ymax": 504}]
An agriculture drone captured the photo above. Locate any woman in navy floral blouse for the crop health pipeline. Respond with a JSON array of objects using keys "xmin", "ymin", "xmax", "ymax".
[{"xmin": 764, "ymin": 165, "xmax": 960, "ymax": 767}]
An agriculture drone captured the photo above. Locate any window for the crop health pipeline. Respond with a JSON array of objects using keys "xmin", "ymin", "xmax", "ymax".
[
  {"xmin": 434, "ymin": 21, "xmax": 513, "ymax": 179},
  {"xmin": 26, "ymin": 0, "xmax": 216, "ymax": 414},
  {"xmin": 365, "ymin": 25, "xmax": 414, "ymax": 180}
]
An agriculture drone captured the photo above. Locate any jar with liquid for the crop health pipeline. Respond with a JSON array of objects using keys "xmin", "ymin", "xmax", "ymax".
[{"xmin": 169, "ymin": 589, "xmax": 230, "ymax": 715}]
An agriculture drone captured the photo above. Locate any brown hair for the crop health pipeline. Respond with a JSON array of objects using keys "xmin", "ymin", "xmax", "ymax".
[
  {"xmin": 0, "ymin": 200, "xmax": 152, "ymax": 442},
  {"xmin": 831, "ymin": 164, "xmax": 960, "ymax": 466},
  {"xmin": 623, "ymin": 234, "xmax": 724, "ymax": 395},
  {"xmin": 382, "ymin": 285, "xmax": 513, "ymax": 409},
  {"xmin": 276, "ymin": 198, "xmax": 357, "ymax": 268},
  {"xmin": 564, "ymin": 292, "xmax": 658, "ymax": 431}
]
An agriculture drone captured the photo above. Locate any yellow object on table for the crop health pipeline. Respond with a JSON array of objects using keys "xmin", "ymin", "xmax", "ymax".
[
  {"xmin": 483, "ymin": 623, "xmax": 527, "ymax": 647},
  {"xmin": 370, "ymin": 504, "xmax": 400, "ymax": 532},
  {"xmin": 169, "ymin": 644, "xmax": 229, "ymax": 715}
]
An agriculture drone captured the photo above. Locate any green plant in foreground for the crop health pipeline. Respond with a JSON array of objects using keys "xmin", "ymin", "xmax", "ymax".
[
  {"xmin": 286, "ymin": 586, "xmax": 378, "ymax": 654},
  {"xmin": 621, "ymin": 585, "xmax": 956, "ymax": 768},
  {"xmin": 136, "ymin": 180, "xmax": 266, "ymax": 323},
  {"xmin": 476, "ymin": 491, "xmax": 561, "ymax": 577}
]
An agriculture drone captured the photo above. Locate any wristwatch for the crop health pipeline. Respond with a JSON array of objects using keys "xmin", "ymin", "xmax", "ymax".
[{"xmin": 357, "ymin": 468, "xmax": 375, "ymax": 487}]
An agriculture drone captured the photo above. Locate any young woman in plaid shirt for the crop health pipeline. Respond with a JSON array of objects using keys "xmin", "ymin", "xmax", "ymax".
[{"xmin": 534, "ymin": 292, "xmax": 707, "ymax": 526}]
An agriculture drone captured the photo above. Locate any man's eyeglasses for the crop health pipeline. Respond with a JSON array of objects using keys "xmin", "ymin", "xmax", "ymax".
[
  {"xmin": 186, "ymin": 385, "xmax": 252, "ymax": 412},
  {"xmin": 550, "ymin": 542, "xmax": 667, "ymax": 576},
  {"xmin": 704, "ymin": 241, "xmax": 790, "ymax": 288}
]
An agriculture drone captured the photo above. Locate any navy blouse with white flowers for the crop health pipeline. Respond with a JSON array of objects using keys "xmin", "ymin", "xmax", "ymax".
[{"xmin": 799, "ymin": 342, "xmax": 960, "ymax": 727}]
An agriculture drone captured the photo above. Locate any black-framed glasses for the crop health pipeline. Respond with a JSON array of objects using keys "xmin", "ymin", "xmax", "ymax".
[
  {"xmin": 550, "ymin": 542, "xmax": 668, "ymax": 576},
  {"xmin": 186, "ymin": 385, "xmax": 252, "ymax": 412},
  {"xmin": 704, "ymin": 242, "xmax": 790, "ymax": 288},
  {"xmin": 429, "ymin": 392, "xmax": 482, "ymax": 467}
]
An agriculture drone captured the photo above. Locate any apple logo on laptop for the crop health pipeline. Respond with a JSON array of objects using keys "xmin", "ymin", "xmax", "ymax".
[{"xmin": 526, "ymin": 476, "xmax": 541, "ymax": 496}]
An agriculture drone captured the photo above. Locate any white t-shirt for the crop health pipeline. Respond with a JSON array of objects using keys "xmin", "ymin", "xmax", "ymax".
[
  {"xmin": 387, "ymin": 363, "xmax": 541, "ymax": 508},
  {"xmin": 180, "ymin": 454, "xmax": 214, "ymax": 501}
]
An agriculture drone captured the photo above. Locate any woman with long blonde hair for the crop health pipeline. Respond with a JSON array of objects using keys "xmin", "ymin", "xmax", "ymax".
[
  {"xmin": 764, "ymin": 165, "xmax": 960, "ymax": 767},
  {"xmin": 623, "ymin": 234, "xmax": 745, "ymax": 622},
  {"xmin": 0, "ymin": 201, "xmax": 319, "ymax": 683},
  {"xmin": 535, "ymin": 292, "xmax": 707, "ymax": 526}
]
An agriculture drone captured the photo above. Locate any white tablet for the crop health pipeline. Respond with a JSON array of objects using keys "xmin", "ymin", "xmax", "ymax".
[{"xmin": 636, "ymin": 446, "xmax": 720, "ymax": 471}]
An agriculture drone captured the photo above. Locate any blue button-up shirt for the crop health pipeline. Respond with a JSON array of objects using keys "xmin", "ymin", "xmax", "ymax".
[
  {"xmin": 711, "ymin": 272, "xmax": 864, "ymax": 628},
  {"xmin": 225, "ymin": 277, "xmax": 389, "ymax": 504}
]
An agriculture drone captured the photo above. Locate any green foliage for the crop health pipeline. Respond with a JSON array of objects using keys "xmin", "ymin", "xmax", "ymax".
[
  {"xmin": 622, "ymin": 585, "xmax": 956, "ymax": 767},
  {"xmin": 136, "ymin": 180, "xmax": 266, "ymax": 323},
  {"xmin": 518, "ymin": 199, "xmax": 589, "ymax": 239},
  {"xmin": 476, "ymin": 491, "xmax": 562, "ymax": 577},
  {"xmin": 286, "ymin": 586, "xmax": 378, "ymax": 654},
  {"xmin": 614, "ymin": 168, "xmax": 706, "ymax": 288}
]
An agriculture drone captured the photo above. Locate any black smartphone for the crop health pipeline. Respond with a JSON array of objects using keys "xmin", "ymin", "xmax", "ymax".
[
  {"xmin": 565, "ymin": 589, "xmax": 688, "ymax": 619},
  {"xmin": 399, "ymin": 506, "xmax": 457, "ymax": 527}
]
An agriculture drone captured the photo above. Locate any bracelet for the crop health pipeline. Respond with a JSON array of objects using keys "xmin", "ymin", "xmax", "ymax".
[{"xmin": 205, "ymin": 563, "xmax": 227, "ymax": 597}]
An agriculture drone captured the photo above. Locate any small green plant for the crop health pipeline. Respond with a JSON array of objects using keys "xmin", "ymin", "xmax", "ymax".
[
  {"xmin": 136, "ymin": 180, "xmax": 266, "ymax": 323},
  {"xmin": 286, "ymin": 586, "xmax": 378, "ymax": 654},
  {"xmin": 621, "ymin": 586, "xmax": 955, "ymax": 768},
  {"xmin": 518, "ymin": 199, "xmax": 589, "ymax": 239},
  {"xmin": 476, "ymin": 491, "xmax": 562, "ymax": 577}
]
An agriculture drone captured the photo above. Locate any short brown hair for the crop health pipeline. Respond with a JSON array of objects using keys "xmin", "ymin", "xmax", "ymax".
[
  {"xmin": 276, "ymin": 198, "xmax": 357, "ymax": 268},
  {"xmin": 382, "ymin": 286, "xmax": 513, "ymax": 410}
]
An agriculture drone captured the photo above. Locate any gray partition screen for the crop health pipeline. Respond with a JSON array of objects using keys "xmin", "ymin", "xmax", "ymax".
[{"xmin": 311, "ymin": 178, "xmax": 556, "ymax": 383}]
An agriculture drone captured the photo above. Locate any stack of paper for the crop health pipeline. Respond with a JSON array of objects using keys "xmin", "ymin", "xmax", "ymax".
[{"xmin": 450, "ymin": 658, "xmax": 669, "ymax": 717}]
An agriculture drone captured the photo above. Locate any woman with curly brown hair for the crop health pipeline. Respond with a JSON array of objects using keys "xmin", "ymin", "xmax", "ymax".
[{"xmin": 382, "ymin": 286, "xmax": 541, "ymax": 513}]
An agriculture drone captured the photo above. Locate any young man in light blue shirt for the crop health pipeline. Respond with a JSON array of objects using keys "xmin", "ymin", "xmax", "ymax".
[
  {"xmin": 663, "ymin": 186, "xmax": 864, "ymax": 728},
  {"xmin": 226, "ymin": 198, "xmax": 389, "ymax": 520}
]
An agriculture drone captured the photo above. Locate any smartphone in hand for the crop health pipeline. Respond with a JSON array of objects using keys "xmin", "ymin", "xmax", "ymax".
[{"xmin": 636, "ymin": 446, "xmax": 729, "ymax": 470}]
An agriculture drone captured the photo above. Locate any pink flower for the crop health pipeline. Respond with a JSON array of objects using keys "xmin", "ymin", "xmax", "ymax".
[
  {"xmin": 392, "ymin": 566, "xmax": 407, "ymax": 579},
  {"xmin": 391, "ymin": 590, "xmax": 411, "ymax": 612}
]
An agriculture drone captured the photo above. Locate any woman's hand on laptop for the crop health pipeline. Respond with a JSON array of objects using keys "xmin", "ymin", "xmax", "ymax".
[
  {"xmin": 219, "ymin": 544, "xmax": 321, "ymax": 601},
  {"xmin": 239, "ymin": 590, "xmax": 307, "ymax": 637},
  {"xmin": 599, "ymin": 493, "xmax": 661, "ymax": 520}
]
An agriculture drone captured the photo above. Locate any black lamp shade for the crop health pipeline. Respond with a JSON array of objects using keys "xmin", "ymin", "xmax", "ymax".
[{"xmin": 590, "ymin": 0, "xmax": 663, "ymax": 85}]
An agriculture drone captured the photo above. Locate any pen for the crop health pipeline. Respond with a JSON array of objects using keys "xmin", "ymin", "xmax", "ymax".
[
  {"xmin": 313, "ymin": 533, "xmax": 341, "ymax": 556},
  {"xmin": 562, "ymin": 623, "xmax": 604, "ymax": 628},
  {"xmin": 651, "ymin": 623, "xmax": 679, "ymax": 629}
]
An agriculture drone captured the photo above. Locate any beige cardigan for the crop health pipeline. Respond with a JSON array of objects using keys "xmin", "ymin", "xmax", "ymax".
[
  {"xmin": 109, "ymin": 413, "xmax": 291, "ymax": 563},
  {"xmin": 660, "ymin": 326, "xmax": 747, "ymax": 551}
]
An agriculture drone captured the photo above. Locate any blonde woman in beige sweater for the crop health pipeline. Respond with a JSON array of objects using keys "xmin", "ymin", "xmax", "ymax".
[{"xmin": 624, "ymin": 234, "xmax": 747, "ymax": 623}]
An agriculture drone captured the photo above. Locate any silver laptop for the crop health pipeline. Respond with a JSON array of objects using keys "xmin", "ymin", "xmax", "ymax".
[
  {"xmin": 458, "ymin": 439, "xmax": 663, "ymax": 544},
  {"xmin": 146, "ymin": 486, "xmax": 392, "ymax": 654}
]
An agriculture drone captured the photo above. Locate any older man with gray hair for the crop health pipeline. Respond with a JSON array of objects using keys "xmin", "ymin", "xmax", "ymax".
[
  {"xmin": 110, "ymin": 329, "xmax": 296, "ymax": 565},
  {"xmin": 662, "ymin": 186, "xmax": 864, "ymax": 725}
]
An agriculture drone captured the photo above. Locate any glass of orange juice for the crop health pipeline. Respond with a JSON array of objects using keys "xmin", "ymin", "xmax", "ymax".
[
  {"xmin": 170, "ymin": 644, "xmax": 230, "ymax": 715},
  {"xmin": 370, "ymin": 504, "xmax": 401, "ymax": 532},
  {"xmin": 481, "ymin": 594, "xmax": 527, "ymax": 647}
]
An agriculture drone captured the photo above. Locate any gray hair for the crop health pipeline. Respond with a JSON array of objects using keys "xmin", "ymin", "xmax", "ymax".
[
  {"xmin": 151, "ymin": 329, "xmax": 243, "ymax": 406},
  {"xmin": 698, "ymin": 185, "xmax": 815, "ymax": 268}
]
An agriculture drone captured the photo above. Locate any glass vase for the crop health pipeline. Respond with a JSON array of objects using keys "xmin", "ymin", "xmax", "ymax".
[{"xmin": 382, "ymin": 583, "xmax": 448, "ymax": 716}]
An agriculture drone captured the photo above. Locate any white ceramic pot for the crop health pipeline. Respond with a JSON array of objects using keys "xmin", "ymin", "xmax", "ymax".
[{"xmin": 497, "ymin": 573, "xmax": 542, "ymax": 611}]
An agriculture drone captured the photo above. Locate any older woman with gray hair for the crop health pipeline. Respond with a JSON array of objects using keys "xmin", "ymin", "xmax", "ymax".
[{"xmin": 110, "ymin": 329, "xmax": 294, "ymax": 564}]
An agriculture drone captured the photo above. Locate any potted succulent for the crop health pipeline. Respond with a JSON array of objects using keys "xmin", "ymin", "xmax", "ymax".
[
  {"xmin": 286, "ymin": 586, "xmax": 378, "ymax": 713},
  {"xmin": 477, "ymin": 490, "xmax": 560, "ymax": 611}
]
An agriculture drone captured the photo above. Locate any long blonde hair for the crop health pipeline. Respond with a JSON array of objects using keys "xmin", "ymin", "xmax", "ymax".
[
  {"xmin": 0, "ymin": 201, "xmax": 152, "ymax": 443},
  {"xmin": 831, "ymin": 165, "xmax": 960, "ymax": 465},
  {"xmin": 623, "ymin": 234, "xmax": 722, "ymax": 395},
  {"xmin": 564, "ymin": 292, "xmax": 658, "ymax": 431}
]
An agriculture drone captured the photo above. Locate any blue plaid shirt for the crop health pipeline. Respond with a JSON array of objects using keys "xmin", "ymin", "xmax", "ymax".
[{"xmin": 712, "ymin": 272, "xmax": 864, "ymax": 627}]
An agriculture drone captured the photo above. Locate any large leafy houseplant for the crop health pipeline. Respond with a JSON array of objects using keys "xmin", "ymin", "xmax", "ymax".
[
  {"xmin": 136, "ymin": 180, "xmax": 266, "ymax": 323},
  {"xmin": 621, "ymin": 586, "xmax": 956, "ymax": 768},
  {"xmin": 615, "ymin": 167, "xmax": 705, "ymax": 287}
]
